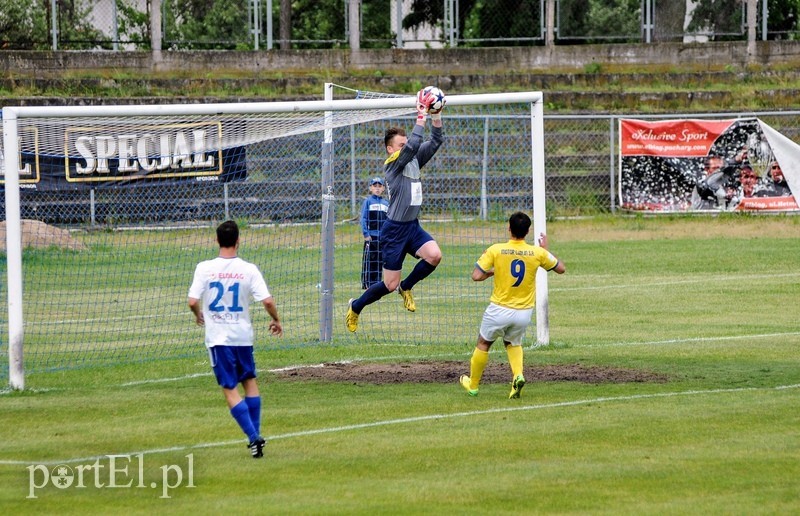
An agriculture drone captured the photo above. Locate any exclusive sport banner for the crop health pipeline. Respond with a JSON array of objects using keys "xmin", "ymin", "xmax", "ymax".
[{"xmin": 619, "ymin": 118, "xmax": 799, "ymax": 212}]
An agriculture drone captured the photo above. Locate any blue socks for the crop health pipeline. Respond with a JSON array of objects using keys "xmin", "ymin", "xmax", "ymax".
[
  {"xmin": 244, "ymin": 396, "xmax": 262, "ymax": 435},
  {"xmin": 230, "ymin": 400, "xmax": 258, "ymax": 442}
]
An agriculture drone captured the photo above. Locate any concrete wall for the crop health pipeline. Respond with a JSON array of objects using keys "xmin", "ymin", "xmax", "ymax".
[{"xmin": 3, "ymin": 41, "xmax": 800, "ymax": 76}]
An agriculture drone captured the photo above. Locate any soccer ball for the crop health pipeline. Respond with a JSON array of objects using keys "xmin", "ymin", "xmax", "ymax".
[{"xmin": 421, "ymin": 86, "xmax": 446, "ymax": 114}]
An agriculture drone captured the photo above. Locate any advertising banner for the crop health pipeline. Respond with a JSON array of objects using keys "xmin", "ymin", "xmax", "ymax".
[
  {"xmin": 1, "ymin": 120, "xmax": 247, "ymax": 191},
  {"xmin": 619, "ymin": 118, "xmax": 798, "ymax": 212}
]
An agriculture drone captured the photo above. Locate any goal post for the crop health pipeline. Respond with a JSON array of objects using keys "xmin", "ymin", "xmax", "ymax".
[
  {"xmin": 2, "ymin": 113, "xmax": 24, "ymax": 390},
  {"xmin": 2, "ymin": 90, "xmax": 548, "ymax": 390}
]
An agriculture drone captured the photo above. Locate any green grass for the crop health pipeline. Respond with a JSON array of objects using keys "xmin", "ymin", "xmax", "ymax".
[{"xmin": 2, "ymin": 216, "xmax": 800, "ymax": 513}]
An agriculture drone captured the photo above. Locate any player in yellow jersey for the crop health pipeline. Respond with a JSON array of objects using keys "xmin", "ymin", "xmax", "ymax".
[{"xmin": 460, "ymin": 211, "xmax": 565, "ymax": 399}]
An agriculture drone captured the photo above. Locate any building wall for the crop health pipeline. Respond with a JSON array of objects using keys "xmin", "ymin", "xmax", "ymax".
[{"xmin": 2, "ymin": 40, "xmax": 799, "ymax": 76}]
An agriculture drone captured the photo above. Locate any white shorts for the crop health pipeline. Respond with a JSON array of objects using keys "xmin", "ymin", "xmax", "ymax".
[{"xmin": 479, "ymin": 303, "xmax": 534, "ymax": 346}]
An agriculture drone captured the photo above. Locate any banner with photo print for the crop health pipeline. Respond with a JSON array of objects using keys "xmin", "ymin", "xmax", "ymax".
[{"xmin": 619, "ymin": 118, "xmax": 799, "ymax": 212}]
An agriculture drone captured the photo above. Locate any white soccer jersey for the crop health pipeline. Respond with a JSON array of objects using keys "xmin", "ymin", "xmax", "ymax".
[{"xmin": 188, "ymin": 256, "xmax": 271, "ymax": 348}]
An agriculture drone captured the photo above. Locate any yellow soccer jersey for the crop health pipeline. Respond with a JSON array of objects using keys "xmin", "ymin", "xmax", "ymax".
[{"xmin": 475, "ymin": 239, "xmax": 559, "ymax": 309}]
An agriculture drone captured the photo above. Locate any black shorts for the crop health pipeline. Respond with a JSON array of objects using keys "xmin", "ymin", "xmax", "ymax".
[{"xmin": 379, "ymin": 219, "xmax": 433, "ymax": 271}]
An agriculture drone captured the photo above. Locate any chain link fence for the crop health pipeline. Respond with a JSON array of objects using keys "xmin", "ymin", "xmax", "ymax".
[
  {"xmin": 7, "ymin": 110, "xmax": 800, "ymax": 226},
  {"xmin": 1, "ymin": 0, "xmax": 794, "ymax": 51},
  {"xmin": 4, "ymin": 108, "xmax": 800, "ymax": 375}
]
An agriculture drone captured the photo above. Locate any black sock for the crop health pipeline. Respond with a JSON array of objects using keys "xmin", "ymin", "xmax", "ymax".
[
  {"xmin": 352, "ymin": 281, "xmax": 390, "ymax": 313},
  {"xmin": 400, "ymin": 260, "xmax": 437, "ymax": 292}
]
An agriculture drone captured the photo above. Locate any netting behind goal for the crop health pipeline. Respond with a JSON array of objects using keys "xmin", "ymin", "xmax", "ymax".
[{"xmin": 1, "ymin": 87, "xmax": 546, "ymax": 387}]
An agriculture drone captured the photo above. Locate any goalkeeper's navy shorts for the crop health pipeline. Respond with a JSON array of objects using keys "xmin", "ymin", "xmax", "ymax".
[
  {"xmin": 208, "ymin": 345, "xmax": 257, "ymax": 389},
  {"xmin": 379, "ymin": 218, "xmax": 434, "ymax": 271}
]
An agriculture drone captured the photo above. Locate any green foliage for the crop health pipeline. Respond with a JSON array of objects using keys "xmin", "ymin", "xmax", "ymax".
[
  {"xmin": 765, "ymin": 0, "xmax": 800, "ymax": 39},
  {"xmin": 558, "ymin": 0, "xmax": 641, "ymax": 42},
  {"xmin": 287, "ymin": 0, "xmax": 345, "ymax": 48},
  {"xmin": 685, "ymin": 0, "xmax": 744, "ymax": 39},
  {"xmin": 584, "ymin": 61, "xmax": 602, "ymax": 74},
  {"xmin": 4, "ymin": 0, "xmax": 800, "ymax": 51},
  {"xmin": 404, "ymin": 0, "xmax": 446, "ymax": 30},
  {"xmin": 266, "ymin": 0, "xmax": 391, "ymax": 49},
  {"xmin": 58, "ymin": 0, "xmax": 109, "ymax": 49},
  {"xmin": 0, "ymin": 0, "xmax": 49, "ymax": 49},
  {"xmin": 0, "ymin": 0, "xmax": 104, "ymax": 50},
  {"xmin": 461, "ymin": 0, "xmax": 543, "ymax": 47},
  {"xmin": 164, "ymin": 0, "xmax": 251, "ymax": 50},
  {"xmin": 359, "ymin": 0, "xmax": 392, "ymax": 49},
  {"xmin": 117, "ymin": 0, "xmax": 151, "ymax": 48}
]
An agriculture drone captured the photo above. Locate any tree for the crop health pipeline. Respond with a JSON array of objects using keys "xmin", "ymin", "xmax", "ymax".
[
  {"xmin": 279, "ymin": 0, "xmax": 291, "ymax": 49},
  {"xmin": 556, "ymin": 0, "xmax": 640, "ymax": 44},
  {"xmin": 117, "ymin": 0, "xmax": 151, "ymax": 48},
  {"xmin": 163, "ymin": 0, "xmax": 251, "ymax": 50},
  {"xmin": 0, "ymin": 0, "xmax": 49, "ymax": 49},
  {"xmin": 404, "ymin": 0, "xmax": 639, "ymax": 46},
  {"xmin": 764, "ymin": 0, "xmax": 800, "ymax": 39},
  {"xmin": 684, "ymin": 0, "xmax": 744, "ymax": 40},
  {"xmin": 0, "ymin": 0, "xmax": 104, "ymax": 50},
  {"xmin": 360, "ymin": 0, "xmax": 393, "ymax": 49},
  {"xmin": 462, "ymin": 0, "xmax": 543, "ymax": 47}
]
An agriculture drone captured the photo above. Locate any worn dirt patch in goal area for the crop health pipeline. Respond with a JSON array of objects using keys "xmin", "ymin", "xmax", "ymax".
[{"xmin": 273, "ymin": 361, "xmax": 669, "ymax": 385}]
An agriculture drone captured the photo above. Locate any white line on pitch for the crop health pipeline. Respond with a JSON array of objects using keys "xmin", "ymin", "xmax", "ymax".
[
  {"xmin": 120, "ymin": 372, "xmax": 213, "ymax": 386},
  {"xmin": 550, "ymin": 272, "xmax": 800, "ymax": 292},
  {"xmin": 2, "ymin": 383, "xmax": 798, "ymax": 466},
  {"xmin": 582, "ymin": 331, "xmax": 800, "ymax": 348}
]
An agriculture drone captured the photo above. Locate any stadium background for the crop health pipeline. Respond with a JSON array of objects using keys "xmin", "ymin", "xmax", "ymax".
[{"xmin": 2, "ymin": 2, "xmax": 800, "ymax": 514}]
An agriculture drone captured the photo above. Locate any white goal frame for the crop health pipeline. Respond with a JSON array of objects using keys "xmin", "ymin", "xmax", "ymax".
[{"xmin": 3, "ymin": 91, "xmax": 548, "ymax": 390}]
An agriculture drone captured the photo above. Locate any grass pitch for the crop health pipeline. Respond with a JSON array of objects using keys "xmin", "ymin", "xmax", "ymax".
[{"xmin": 1, "ymin": 215, "xmax": 799, "ymax": 514}]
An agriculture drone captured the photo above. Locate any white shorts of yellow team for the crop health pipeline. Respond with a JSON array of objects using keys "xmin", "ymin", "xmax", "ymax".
[{"xmin": 479, "ymin": 302, "xmax": 534, "ymax": 346}]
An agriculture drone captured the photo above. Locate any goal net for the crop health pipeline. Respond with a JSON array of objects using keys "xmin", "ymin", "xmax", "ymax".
[{"xmin": 1, "ymin": 86, "xmax": 547, "ymax": 389}]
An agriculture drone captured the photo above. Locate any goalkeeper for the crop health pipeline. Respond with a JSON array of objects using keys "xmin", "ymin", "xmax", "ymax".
[{"xmin": 345, "ymin": 88, "xmax": 445, "ymax": 332}]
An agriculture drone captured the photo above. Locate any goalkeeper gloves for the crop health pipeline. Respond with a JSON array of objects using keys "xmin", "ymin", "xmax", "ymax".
[
  {"xmin": 416, "ymin": 102, "xmax": 427, "ymax": 123},
  {"xmin": 416, "ymin": 89, "xmax": 435, "ymax": 122}
]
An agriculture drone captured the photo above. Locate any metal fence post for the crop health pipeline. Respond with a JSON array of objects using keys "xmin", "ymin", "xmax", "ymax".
[
  {"xmin": 224, "ymin": 182, "xmax": 230, "ymax": 220},
  {"xmin": 266, "ymin": 0, "xmax": 273, "ymax": 49},
  {"xmin": 395, "ymin": 0, "xmax": 403, "ymax": 48},
  {"xmin": 112, "ymin": 0, "xmax": 119, "ymax": 51},
  {"xmin": 90, "ymin": 188, "xmax": 96, "ymax": 225},
  {"xmin": 609, "ymin": 116, "xmax": 616, "ymax": 212},
  {"xmin": 252, "ymin": 0, "xmax": 261, "ymax": 50},
  {"xmin": 350, "ymin": 125, "xmax": 357, "ymax": 218},
  {"xmin": 51, "ymin": 0, "xmax": 58, "ymax": 50},
  {"xmin": 151, "ymin": 0, "xmax": 162, "ymax": 53},
  {"xmin": 480, "ymin": 116, "xmax": 489, "ymax": 220}
]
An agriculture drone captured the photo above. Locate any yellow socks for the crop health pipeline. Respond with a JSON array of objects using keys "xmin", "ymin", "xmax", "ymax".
[
  {"xmin": 506, "ymin": 344, "xmax": 524, "ymax": 378},
  {"xmin": 469, "ymin": 348, "xmax": 489, "ymax": 390}
]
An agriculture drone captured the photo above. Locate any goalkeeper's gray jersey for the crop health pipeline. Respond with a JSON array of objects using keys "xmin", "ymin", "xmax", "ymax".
[{"xmin": 383, "ymin": 124, "xmax": 444, "ymax": 222}]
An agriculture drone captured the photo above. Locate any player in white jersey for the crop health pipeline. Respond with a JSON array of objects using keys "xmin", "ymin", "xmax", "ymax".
[
  {"xmin": 460, "ymin": 212, "xmax": 565, "ymax": 399},
  {"xmin": 188, "ymin": 220, "xmax": 282, "ymax": 458}
]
